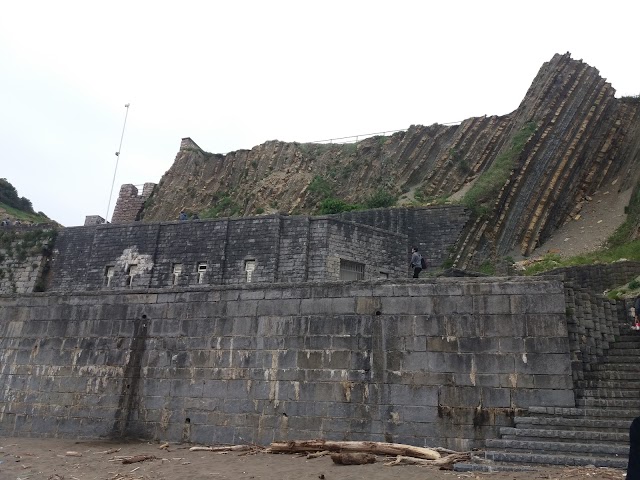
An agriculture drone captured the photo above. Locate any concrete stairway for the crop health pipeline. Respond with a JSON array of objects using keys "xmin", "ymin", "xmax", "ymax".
[{"xmin": 483, "ymin": 332, "xmax": 640, "ymax": 469}]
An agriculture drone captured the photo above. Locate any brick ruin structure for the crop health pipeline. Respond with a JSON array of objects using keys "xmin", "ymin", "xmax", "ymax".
[{"xmin": 110, "ymin": 183, "xmax": 156, "ymax": 224}]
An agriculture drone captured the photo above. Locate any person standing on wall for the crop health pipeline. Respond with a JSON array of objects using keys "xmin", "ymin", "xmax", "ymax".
[{"xmin": 410, "ymin": 246, "xmax": 423, "ymax": 278}]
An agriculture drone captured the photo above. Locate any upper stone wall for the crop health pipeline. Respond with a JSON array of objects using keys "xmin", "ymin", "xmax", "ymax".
[{"xmin": 47, "ymin": 215, "xmax": 407, "ymax": 292}]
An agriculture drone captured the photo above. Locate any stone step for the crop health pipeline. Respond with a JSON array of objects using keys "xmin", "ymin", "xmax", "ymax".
[
  {"xmin": 577, "ymin": 380, "xmax": 640, "ymax": 390},
  {"xmin": 499, "ymin": 427, "xmax": 628, "ymax": 443},
  {"xmin": 527, "ymin": 406, "xmax": 640, "ymax": 420},
  {"xmin": 484, "ymin": 450, "xmax": 628, "ymax": 469},
  {"xmin": 514, "ymin": 416, "xmax": 632, "ymax": 431},
  {"xmin": 592, "ymin": 363, "xmax": 640, "ymax": 372},
  {"xmin": 576, "ymin": 388, "xmax": 640, "ymax": 399},
  {"xmin": 606, "ymin": 347, "xmax": 640, "ymax": 354},
  {"xmin": 615, "ymin": 335, "xmax": 640, "ymax": 342},
  {"xmin": 577, "ymin": 398, "xmax": 640, "ymax": 408},
  {"xmin": 453, "ymin": 462, "xmax": 539, "ymax": 473},
  {"xmin": 582, "ymin": 371, "xmax": 640, "ymax": 381},
  {"xmin": 601, "ymin": 355, "xmax": 640, "ymax": 363},
  {"xmin": 611, "ymin": 341, "xmax": 640, "ymax": 349},
  {"xmin": 486, "ymin": 438, "xmax": 628, "ymax": 456}
]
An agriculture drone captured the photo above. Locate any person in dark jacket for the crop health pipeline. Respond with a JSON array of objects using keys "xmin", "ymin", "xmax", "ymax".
[
  {"xmin": 410, "ymin": 246, "xmax": 423, "ymax": 278},
  {"xmin": 628, "ymin": 416, "xmax": 640, "ymax": 479}
]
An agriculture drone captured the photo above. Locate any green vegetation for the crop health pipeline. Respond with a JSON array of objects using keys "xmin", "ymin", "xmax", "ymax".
[
  {"xmin": 308, "ymin": 175, "xmax": 334, "ymax": 199},
  {"xmin": 0, "ymin": 178, "xmax": 35, "ymax": 213},
  {"xmin": 463, "ymin": 121, "xmax": 537, "ymax": 216},
  {"xmin": 607, "ymin": 273, "xmax": 640, "ymax": 300},
  {"xmin": 0, "ymin": 228, "xmax": 57, "ymax": 263},
  {"xmin": 477, "ymin": 261, "xmax": 496, "ymax": 275},
  {"xmin": 319, "ymin": 198, "xmax": 359, "ymax": 214},
  {"xmin": 0, "ymin": 178, "xmax": 49, "ymax": 223},
  {"xmin": 200, "ymin": 193, "xmax": 242, "ymax": 218},
  {"xmin": 522, "ymin": 239, "xmax": 640, "ymax": 276},
  {"xmin": 0, "ymin": 203, "xmax": 49, "ymax": 224},
  {"xmin": 608, "ymin": 183, "xmax": 640, "ymax": 247},
  {"xmin": 620, "ymin": 94, "xmax": 640, "ymax": 104},
  {"xmin": 364, "ymin": 188, "xmax": 397, "ymax": 209}
]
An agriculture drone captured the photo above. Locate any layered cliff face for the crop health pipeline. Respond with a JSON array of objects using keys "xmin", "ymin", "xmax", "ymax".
[{"xmin": 141, "ymin": 53, "xmax": 640, "ymax": 266}]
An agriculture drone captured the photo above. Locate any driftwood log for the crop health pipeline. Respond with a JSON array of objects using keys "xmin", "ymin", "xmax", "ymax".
[
  {"xmin": 122, "ymin": 454, "xmax": 156, "ymax": 464},
  {"xmin": 331, "ymin": 452, "xmax": 376, "ymax": 465},
  {"xmin": 384, "ymin": 452, "xmax": 472, "ymax": 467},
  {"xmin": 189, "ymin": 445, "xmax": 251, "ymax": 452},
  {"xmin": 268, "ymin": 440, "xmax": 440, "ymax": 460}
]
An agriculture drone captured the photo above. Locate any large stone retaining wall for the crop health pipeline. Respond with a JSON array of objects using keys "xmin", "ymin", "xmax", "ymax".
[{"xmin": 0, "ymin": 276, "xmax": 574, "ymax": 450}]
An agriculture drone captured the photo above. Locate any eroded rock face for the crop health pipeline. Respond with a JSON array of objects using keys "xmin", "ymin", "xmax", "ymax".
[{"xmin": 141, "ymin": 53, "xmax": 640, "ymax": 266}]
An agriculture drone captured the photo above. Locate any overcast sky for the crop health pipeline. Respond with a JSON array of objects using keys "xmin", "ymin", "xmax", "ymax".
[{"xmin": 1, "ymin": 1, "xmax": 638, "ymax": 226}]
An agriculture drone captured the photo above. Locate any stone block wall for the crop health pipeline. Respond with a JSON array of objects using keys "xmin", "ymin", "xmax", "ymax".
[
  {"xmin": 0, "ymin": 227, "xmax": 56, "ymax": 294},
  {"xmin": 549, "ymin": 262, "xmax": 640, "ymax": 381},
  {"xmin": 547, "ymin": 261, "xmax": 640, "ymax": 293},
  {"xmin": 336, "ymin": 206, "xmax": 470, "ymax": 269},
  {"xmin": 0, "ymin": 276, "xmax": 574, "ymax": 449},
  {"xmin": 47, "ymin": 215, "xmax": 407, "ymax": 292}
]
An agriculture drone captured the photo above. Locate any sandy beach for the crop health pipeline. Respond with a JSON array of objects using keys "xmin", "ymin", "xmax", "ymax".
[{"xmin": 0, "ymin": 437, "xmax": 627, "ymax": 480}]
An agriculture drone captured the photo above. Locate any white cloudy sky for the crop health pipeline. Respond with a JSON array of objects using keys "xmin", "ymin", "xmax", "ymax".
[{"xmin": 1, "ymin": 0, "xmax": 638, "ymax": 226}]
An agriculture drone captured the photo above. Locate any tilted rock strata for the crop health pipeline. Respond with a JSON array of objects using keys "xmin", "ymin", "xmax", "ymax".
[{"xmin": 142, "ymin": 54, "xmax": 640, "ymax": 265}]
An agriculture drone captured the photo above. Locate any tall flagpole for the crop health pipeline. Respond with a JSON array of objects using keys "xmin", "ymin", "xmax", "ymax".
[{"xmin": 105, "ymin": 103, "xmax": 131, "ymax": 223}]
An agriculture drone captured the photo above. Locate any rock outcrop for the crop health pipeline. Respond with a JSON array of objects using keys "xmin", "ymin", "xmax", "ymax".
[{"xmin": 140, "ymin": 53, "xmax": 640, "ymax": 267}]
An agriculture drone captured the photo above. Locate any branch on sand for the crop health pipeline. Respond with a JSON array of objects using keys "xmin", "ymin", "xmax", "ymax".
[
  {"xmin": 189, "ymin": 445, "xmax": 252, "ymax": 452},
  {"xmin": 384, "ymin": 452, "xmax": 473, "ymax": 467},
  {"xmin": 267, "ymin": 440, "xmax": 440, "ymax": 460}
]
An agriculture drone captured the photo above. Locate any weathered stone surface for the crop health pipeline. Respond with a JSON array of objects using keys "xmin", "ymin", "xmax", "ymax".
[{"xmin": 0, "ymin": 277, "xmax": 574, "ymax": 448}]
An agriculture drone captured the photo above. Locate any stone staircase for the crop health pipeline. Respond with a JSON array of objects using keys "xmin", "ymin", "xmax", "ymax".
[{"xmin": 483, "ymin": 332, "xmax": 640, "ymax": 469}]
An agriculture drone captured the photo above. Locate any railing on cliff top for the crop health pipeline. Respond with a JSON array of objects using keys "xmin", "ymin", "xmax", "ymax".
[{"xmin": 307, "ymin": 120, "xmax": 463, "ymax": 145}]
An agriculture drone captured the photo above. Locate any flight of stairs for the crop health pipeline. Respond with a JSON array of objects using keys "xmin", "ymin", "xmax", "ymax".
[{"xmin": 483, "ymin": 331, "xmax": 640, "ymax": 469}]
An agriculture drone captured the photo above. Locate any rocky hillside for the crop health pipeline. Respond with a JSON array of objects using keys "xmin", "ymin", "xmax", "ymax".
[{"xmin": 140, "ymin": 53, "xmax": 640, "ymax": 267}]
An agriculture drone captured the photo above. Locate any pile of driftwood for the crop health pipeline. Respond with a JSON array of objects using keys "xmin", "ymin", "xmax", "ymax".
[{"xmin": 190, "ymin": 440, "xmax": 473, "ymax": 468}]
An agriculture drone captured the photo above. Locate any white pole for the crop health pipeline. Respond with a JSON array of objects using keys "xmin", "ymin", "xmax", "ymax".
[{"xmin": 105, "ymin": 103, "xmax": 131, "ymax": 223}]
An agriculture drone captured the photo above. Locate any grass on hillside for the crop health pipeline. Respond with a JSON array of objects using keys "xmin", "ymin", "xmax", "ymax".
[
  {"xmin": 522, "ymin": 239, "xmax": 640, "ymax": 276},
  {"xmin": 462, "ymin": 121, "xmax": 537, "ymax": 216},
  {"xmin": 0, "ymin": 203, "xmax": 49, "ymax": 224}
]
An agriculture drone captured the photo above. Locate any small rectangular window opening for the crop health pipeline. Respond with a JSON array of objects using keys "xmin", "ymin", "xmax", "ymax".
[
  {"xmin": 197, "ymin": 262, "xmax": 207, "ymax": 284},
  {"xmin": 244, "ymin": 259, "xmax": 256, "ymax": 283},
  {"xmin": 126, "ymin": 264, "xmax": 137, "ymax": 287},
  {"xmin": 172, "ymin": 263, "xmax": 183, "ymax": 285},
  {"xmin": 104, "ymin": 266, "xmax": 115, "ymax": 287},
  {"xmin": 339, "ymin": 259, "xmax": 365, "ymax": 281}
]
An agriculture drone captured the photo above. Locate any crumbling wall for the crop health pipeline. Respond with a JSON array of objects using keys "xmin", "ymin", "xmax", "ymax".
[
  {"xmin": 0, "ymin": 276, "xmax": 573, "ymax": 449},
  {"xmin": 111, "ymin": 183, "xmax": 156, "ymax": 224}
]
